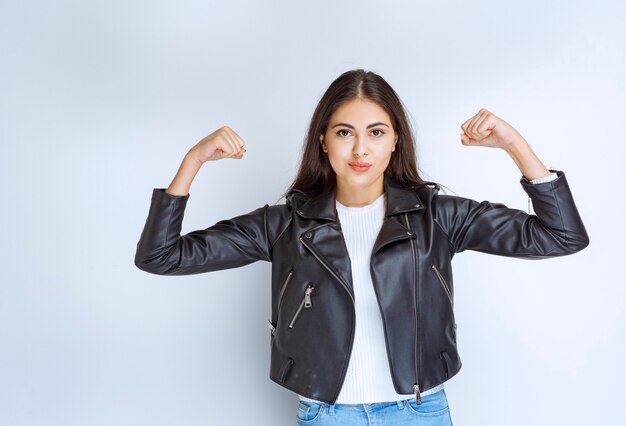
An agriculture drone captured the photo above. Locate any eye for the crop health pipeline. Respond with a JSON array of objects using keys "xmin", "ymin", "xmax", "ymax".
[
  {"xmin": 336, "ymin": 129, "xmax": 351, "ymax": 137},
  {"xmin": 371, "ymin": 129, "xmax": 385, "ymax": 137}
]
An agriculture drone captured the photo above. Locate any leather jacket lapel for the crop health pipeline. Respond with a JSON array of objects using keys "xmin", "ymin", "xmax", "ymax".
[
  {"xmin": 299, "ymin": 222, "xmax": 354, "ymax": 299},
  {"xmin": 374, "ymin": 176, "xmax": 426, "ymax": 253},
  {"xmin": 294, "ymin": 174, "xmax": 430, "ymax": 298}
]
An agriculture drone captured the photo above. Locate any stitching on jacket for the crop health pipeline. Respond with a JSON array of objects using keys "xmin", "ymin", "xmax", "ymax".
[
  {"xmin": 207, "ymin": 213, "xmax": 272, "ymax": 263},
  {"xmin": 163, "ymin": 200, "xmax": 173, "ymax": 250},
  {"xmin": 164, "ymin": 201, "xmax": 175, "ymax": 269},
  {"xmin": 269, "ymin": 212, "xmax": 292, "ymax": 255},
  {"xmin": 263, "ymin": 204, "xmax": 270, "ymax": 257},
  {"xmin": 550, "ymin": 185, "xmax": 568, "ymax": 244},
  {"xmin": 430, "ymin": 196, "xmax": 456, "ymax": 255}
]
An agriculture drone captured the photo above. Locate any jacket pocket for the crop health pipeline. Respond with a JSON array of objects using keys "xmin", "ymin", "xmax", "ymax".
[
  {"xmin": 440, "ymin": 351, "xmax": 452, "ymax": 378},
  {"xmin": 277, "ymin": 268, "xmax": 294, "ymax": 315},
  {"xmin": 431, "ymin": 264, "xmax": 457, "ymax": 341},
  {"xmin": 430, "ymin": 264, "xmax": 453, "ymax": 306},
  {"xmin": 288, "ymin": 283, "xmax": 315, "ymax": 329},
  {"xmin": 280, "ymin": 357, "xmax": 295, "ymax": 384},
  {"xmin": 269, "ymin": 269, "xmax": 294, "ymax": 340}
]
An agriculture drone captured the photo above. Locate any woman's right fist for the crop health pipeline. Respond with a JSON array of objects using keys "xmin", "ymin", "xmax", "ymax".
[{"xmin": 189, "ymin": 126, "xmax": 246, "ymax": 163}]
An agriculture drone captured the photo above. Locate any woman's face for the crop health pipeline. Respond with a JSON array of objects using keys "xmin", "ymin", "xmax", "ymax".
[{"xmin": 320, "ymin": 98, "xmax": 398, "ymax": 203}]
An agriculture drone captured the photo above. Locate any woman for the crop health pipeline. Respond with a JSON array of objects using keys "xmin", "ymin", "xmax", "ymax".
[{"xmin": 135, "ymin": 69, "xmax": 589, "ymax": 425}]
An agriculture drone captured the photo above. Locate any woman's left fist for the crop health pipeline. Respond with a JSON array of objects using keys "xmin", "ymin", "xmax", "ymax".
[{"xmin": 460, "ymin": 108, "xmax": 524, "ymax": 149}]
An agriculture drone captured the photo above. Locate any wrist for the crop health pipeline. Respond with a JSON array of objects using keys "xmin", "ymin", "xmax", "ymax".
[
  {"xmin": 502, "ymin": 138, "xmax": 551, "ymax": 180},
  {"xmin": 184, "ymin": 148, "xmax": 204, "ymax": 168},
  {"xmin": 502, "ymin": 136, "xmax": 529, "ymax": 156}
]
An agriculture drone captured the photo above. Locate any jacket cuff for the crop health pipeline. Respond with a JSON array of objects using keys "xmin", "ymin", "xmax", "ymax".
[
  {"xmin": 519, "ymin": 169, "xmax": 565, "ymax": 193},
  {"xmin": 529, "ymin": 172, "xmax": 558, "ymax": 184},
  {"xmin": 151, "ymin": 188, "xmax": 190, "ymax": 206}
]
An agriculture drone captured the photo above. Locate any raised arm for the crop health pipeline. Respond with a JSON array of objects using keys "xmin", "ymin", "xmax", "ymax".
[
  {"xmin": 433, "ymin": 109, "xmax": 590, "ymax": 258},
  {"xmin": 134, "ymin": 126, "xmax": 284, "ymax": 275}
]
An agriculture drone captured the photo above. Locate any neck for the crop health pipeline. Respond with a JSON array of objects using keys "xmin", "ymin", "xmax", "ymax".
[{"xmin": 335, "ymin": 178, "xmax": 384, "ymax": 207}]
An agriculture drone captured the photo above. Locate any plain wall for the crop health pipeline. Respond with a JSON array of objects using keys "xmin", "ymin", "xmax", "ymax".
[{"xmin": 1, "ymin": 0, "xmax": 624, "ymax": 424}]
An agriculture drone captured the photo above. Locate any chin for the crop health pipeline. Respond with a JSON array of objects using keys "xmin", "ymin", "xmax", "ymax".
[{"xmin": 341, "ymin": 174, "xmax": 380, "ymax": 188}]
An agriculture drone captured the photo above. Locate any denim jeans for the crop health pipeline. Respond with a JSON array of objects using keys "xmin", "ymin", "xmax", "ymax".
[{"xmin": 295, "ymin": 388, "xmax": 454, "ymax": 425}]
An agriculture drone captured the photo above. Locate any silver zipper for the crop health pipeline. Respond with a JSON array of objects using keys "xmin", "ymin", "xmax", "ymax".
[
  {"xmin": 288, "ymin": 284, "xmax": 315, "ymax": 328},
  {"xmin": 404, "ymin": 213, "xmax": 421, "ymax": 405},
  {"xmin": 431, "ymin": 264, "xmax": 453, "ymax": 307},
  {"xmin": 528, "ymin": 195, "xmax": 531, "ymax": 214}
]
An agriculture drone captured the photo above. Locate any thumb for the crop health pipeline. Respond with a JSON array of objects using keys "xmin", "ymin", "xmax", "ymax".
[{"xmin": 460, "ymin": 132, "xmax": 474, "ymax": 145}]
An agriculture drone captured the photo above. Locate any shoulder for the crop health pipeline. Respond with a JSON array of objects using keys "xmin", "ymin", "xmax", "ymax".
[
  {"xmin": 412, "ymin": 181, "xmax": 440, "ymax": 198},
  {"xmin": 261, "ymin": 192, "xmax": 304, "ymax": 246},
  {"xmin": 411, "ymin": 181, "xmax": 447, "ymax": 209},
  {"xmin": 415, "ymin": 182, "xmax": 479, "ymax": 222},
  {"xmin": 284, "ymin": 188, "xmax": 309, "ymax": 205}
]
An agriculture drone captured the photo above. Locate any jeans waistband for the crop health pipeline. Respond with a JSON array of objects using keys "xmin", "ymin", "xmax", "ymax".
[{"xmin": 298, "ymin": 383, "xmax": 445, "ymax": 405}]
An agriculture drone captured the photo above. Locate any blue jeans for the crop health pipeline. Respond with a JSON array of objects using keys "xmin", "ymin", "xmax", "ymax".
[{"xmin": 295, "ymin": 388, "xmax": 454, "ymax": 425}]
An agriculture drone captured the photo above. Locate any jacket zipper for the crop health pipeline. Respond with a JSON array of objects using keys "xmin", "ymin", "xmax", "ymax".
[
  {"xmin": 288, "ymin": 283, "xmax": 315, "ymax": 328},
  {"xmin": 404, "ymin": 213, "xmax": 422, "ymax": 405},
  {"xmin": 269, "ymin": 268, "xmax": 294, "ymax": 336},
  {"xmin": 299, "ymin": 234, "xmax": 356, "ymax": 403}
]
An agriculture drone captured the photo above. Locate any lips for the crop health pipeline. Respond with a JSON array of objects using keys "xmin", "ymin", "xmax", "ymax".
[{"xmin": 349, "ymin": 162, "xmax": 371, "ymax": 172}]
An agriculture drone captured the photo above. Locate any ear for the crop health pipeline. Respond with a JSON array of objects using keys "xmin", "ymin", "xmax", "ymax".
[
  {"xmin": 319, "ymin": 134, "xmax": 327, "ymax": 152},
  {"xmin": 392, "ymin": 135, "xmax": 398, "ymax": 152}
]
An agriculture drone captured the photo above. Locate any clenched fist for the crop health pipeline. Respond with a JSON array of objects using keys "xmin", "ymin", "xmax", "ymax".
[
  {"xmin": 189, "ymin": 126, "xmax": 247, "ymax": 163},
  {"xmin": 460, "ymin": 108, "xmax": 525, "ymax": 149}
]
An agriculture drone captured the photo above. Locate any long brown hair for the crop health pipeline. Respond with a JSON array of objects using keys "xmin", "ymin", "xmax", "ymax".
[{"xmin": 282, "ymin": 69, "xmax": 442, "ymax": 200}]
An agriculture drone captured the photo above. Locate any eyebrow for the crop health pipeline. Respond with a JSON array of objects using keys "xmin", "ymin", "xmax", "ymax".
[{"xmin": 331, "ymin": 122, "xmax": 390, "ymax": 129}]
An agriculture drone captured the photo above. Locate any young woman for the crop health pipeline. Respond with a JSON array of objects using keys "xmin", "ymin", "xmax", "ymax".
[{"xmin": 135, "ymin": 69, "xmax": 589, "ymax": 425}]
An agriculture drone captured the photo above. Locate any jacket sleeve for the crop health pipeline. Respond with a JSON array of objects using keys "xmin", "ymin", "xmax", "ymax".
[
  {"xmin": 431, "ymin": 169, "xmax": 590, "ymax": 258},
  {"xmin": 134, "ymin": 188, "xmax": 283, "ymax": 275}
]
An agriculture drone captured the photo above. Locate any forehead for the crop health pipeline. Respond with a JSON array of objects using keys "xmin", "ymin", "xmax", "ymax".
[{"xmin": 330, "ymin": 99, "xmax": 391, "ymax": 124}]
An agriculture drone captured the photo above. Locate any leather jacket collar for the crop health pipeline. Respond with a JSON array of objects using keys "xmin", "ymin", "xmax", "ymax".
[{"xmin": 293, "ymin": 174, "xmax": 429, "ymax": 221}]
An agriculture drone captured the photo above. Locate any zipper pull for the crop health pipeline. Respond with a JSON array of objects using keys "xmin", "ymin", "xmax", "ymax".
[
  {"xmin": 304, "ymin": 285, "xmax": 314, "ymax": 308},
  {"xmin": 267, "ymin": 319, "xmax": 276, "ymax": 335},
  {"xmin": 414, "ymin": 384, "xmax": 422, "ymax": 405},
  {"xmin": 528, "ymin": 194, "xmax": 531, "ymax": 214}
]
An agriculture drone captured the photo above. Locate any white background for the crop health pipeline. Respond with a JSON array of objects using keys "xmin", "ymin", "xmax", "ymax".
[{"xmin": 1, "ymin": 0, "xmax": 624, "ymax": 425}]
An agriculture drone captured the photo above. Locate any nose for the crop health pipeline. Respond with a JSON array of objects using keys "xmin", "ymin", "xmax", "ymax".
[{"xmin": 352, "ymin": 135, "xmax": 368, "ymax": 158}]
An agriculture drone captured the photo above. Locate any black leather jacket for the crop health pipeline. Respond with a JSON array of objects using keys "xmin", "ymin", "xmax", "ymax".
[{"xmin": 135, "ymin": 169, "xmax": 589, "ymax": 404}]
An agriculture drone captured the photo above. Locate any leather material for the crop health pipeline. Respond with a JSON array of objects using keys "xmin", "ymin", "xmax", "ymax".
[{"xmin": 135, "ymin": 169, "xmax": 589, "ymax": 404}]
